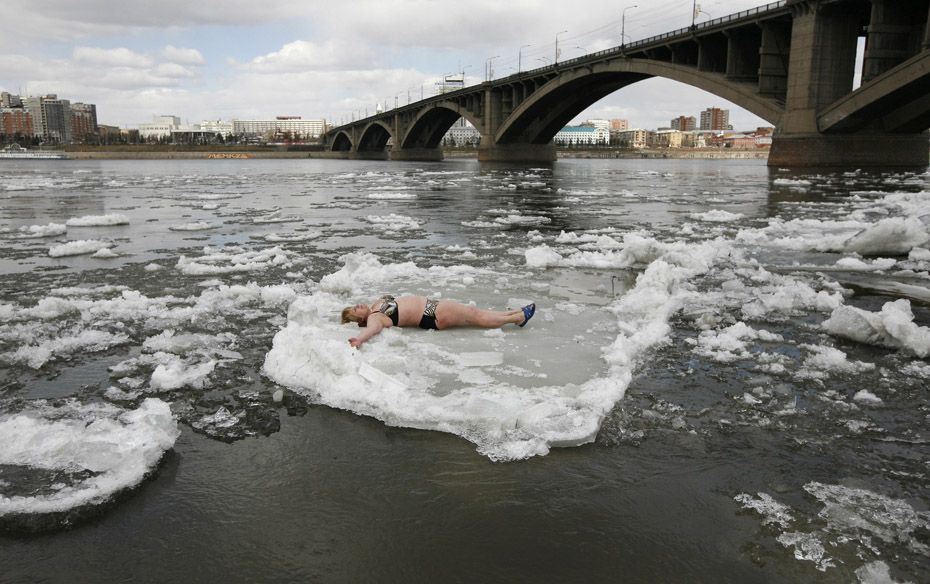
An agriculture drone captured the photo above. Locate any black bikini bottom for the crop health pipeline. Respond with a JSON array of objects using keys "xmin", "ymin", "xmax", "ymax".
[{"xmin": 419, "ymin": 298, "xmax": 439, "ymax": 330}]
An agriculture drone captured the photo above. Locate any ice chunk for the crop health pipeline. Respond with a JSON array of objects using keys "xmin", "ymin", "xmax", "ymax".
[
  {"xmin": 363, "ymin": 214, "xmax": 422, "ymax": 232},
  {"xmin": 176, "ymin": 245, "xmax": 292, "ymax": 275},
  {"xmin": 796, "ymin": 344, "xmax": 875, "ymax": 379},
  {"xmin": 149, "ymin": 356, "xmax": 216, "ymax": 390},
  {"xmin": 804, "ymin": 482, "xmax": 930, "ymax": 554},
  {"xmin": 834, "ymin": 257, "xmax": 897, "ymax": 271},
  {"xmin": 734, "ymin": 492, "xmax": 794, "ymax": 528},
  {"xmin": 168, "ymin": 221, "xmax": 219, "ymax": 231},
  {"xmin": 855, "ymin": 561, "xmax": 914, "ymax": 584},
  {"xmin": 694, "ymin": 322, "xmax": 783, "ymax": 363},
  {"xmin": 689, "ymin": 209, "xmax": 744, "ymax": 222},
  {"xmin": 853, "ymin": 390, "xmax": 883, "ymax": 405},
  {"xmin": 777, "ymin": 532, "xmax": 834, "ymax": 571},
  {"xmin": 823, "ymin": 299, "xmax": 930, "ymax": 358},
  {"xmin": 525, "ymin": 244, "xmax": 563, "ymax": 268},
  {"xmin": 358, "ymin": 363, "xmax": 408, "ymax": 393},
  {"xmin": 65, "ymin": 214, "xmax": 130, "ymax": 227},
  {"xmin": 48, "ymin": 240, "xmax": 113, "ymax": 257},
  {"xmin": 2, "ymin": 330, "xmax": 130, "ymax": 369},
  {"xmin": 91, "ymin": 247, "xmax": 119, "ymax": 259},
  {"xmin": 458, "ymin": 352, "xmax": 504, "ymax": 367},
  {"xmin": 844, "ymin": 217, "xmax": 929, "ymax": 257},
  {"xmin": 0, "ymin": 399, "xmax": 178, "ymax": 516},
  {"xmin": 15, "ymin": 223, "xmax": 67, "ymax": 238}
]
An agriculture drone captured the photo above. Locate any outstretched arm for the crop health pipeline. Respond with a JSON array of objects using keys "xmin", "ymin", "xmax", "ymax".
[{"xmin": 349, "ymin": 314, "xmax": 391, "ymax": 348}]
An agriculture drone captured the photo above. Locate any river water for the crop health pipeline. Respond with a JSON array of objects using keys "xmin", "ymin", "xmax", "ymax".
[{"xmin": 0, "ymin": 158, "xmax": 928, "ymax": 583}]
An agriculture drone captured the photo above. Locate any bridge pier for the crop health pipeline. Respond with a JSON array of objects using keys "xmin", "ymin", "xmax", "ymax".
[
  {"xmin": 769, "ymin": 0, "xmax": 930, "ymax": 169},
  {"xmin": 769, "ymin": 133, "xmax": 930, "ymax": 168},
  {"xmin": 477, "ymin": 141, "xmax": 556, "ymax": 163},
  {"xmin": 348, "ymin": 150, "xmax": 389, "ymax": 161},
  {"xmin": 389, "ymin": 147, "xmax": 443, "ymax": 162}
]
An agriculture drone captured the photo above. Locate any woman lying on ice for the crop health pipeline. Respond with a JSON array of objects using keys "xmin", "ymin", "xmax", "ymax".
[{"xmin": 341, "ymin": 295, "xmax": 535, "ymax": 348}]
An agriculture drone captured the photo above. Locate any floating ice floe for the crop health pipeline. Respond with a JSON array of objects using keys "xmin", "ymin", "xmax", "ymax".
[
  {"xmin": 364, "ymin": 214, "xmax": 422, "ymax": 232},
  {"xmin": 253, "ymin": 210, "xmax": 302, "ymax": 224},
  {"xmin": 823, "ymin": 299, "xmax": 930, "ymax": 358},
  {"xmin": 150, "ymin": 356, "xmax": 217, "ymax": 390},
  {"xmin": 169, "ymin": 221, "xmax": 219, "ymax": 231},
  {"xmin": 1, "ymin": 329, "xmax": 130, "ymax": 369},
  {"xmin": 738, "ymin": 482, "xmax": 930, "ymax": 575},
  {"xmin": 263, "ymin": 231, "xmax": 322, "ymax": 242},
  {"xmin": 91, "ymin": 247, "xmax": 119, "ymax": 259},
  {"xmin": 691, "ymin": 322, "xmax": 783, "ymax": 363},
  {"xmin": 0, "ymin": 399, "xmax": 178, "ymax": 517},
  {"xmin": 176, "ymin": 245, "xmax": 292, "ymax": 275},
  {"xmin": 843, "ymin": 217, "xmax": 929, "ymax": 257},
  {"xmin": 494, "ymin": 214, "xmax": 551, "ymax": 226},
  {"xmin": 48, "ymin": 240, "xmax": 113, "ymax": 258},
  {"xmin": 689, "ymin": 209, "xmax": 745, "ymax": 222},
  {"xmin": 14, "ymin": 223, "xmax": 67, "ymax": 238},
  {"xmin": 795, "ymin": 343, "xmax": 875, "ymax": 380},
  {"xmin": 834, "ymin": 257, "xmax": 898, "ymax": 271},
  {"xmin": 773, "ymin": 178, "xmax": 812, "ymax": 188},
  {"xmin": 265, "ymin": 236, "xmax": 725, "ymax": 461},
  {"xmin": 367, "ymin": 192, "xmax": 418, "ymax": 200},
  {"xmin": 65, "ymin": 214, "xmax": 130, "ymax": 227}
]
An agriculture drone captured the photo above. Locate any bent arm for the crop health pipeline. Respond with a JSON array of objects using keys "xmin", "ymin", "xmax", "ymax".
[{"xmin": 349, "ymin": 314, "xmax": 391, "ymax": 348}]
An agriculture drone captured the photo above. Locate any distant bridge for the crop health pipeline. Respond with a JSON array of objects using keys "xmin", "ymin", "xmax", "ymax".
[{"xmin": 323, "ymin": 0, "xmax": 930, "ymax": 168}]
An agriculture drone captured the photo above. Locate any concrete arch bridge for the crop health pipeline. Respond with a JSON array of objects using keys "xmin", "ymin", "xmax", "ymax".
[{"xmin": 323, "ymin": 0, "xmax": 930, "ymax": 168}]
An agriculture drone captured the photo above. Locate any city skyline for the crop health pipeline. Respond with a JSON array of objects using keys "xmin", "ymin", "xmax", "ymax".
[{"xmin": 0, "ymin": 1, "xmax": 785, "ymax": 130}]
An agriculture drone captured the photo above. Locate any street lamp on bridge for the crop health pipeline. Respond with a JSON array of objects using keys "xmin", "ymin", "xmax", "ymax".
[
  {"xmin": 518, "ymin": 44, "xmax": 532, "ymax": 73},
  {"xmin": 555, "ymin": 30, "xmax": 568, "ymax": 64},
  {"xmin": 691, "ymin": 1, "xmax": 710, "ymax": 28},
  {"xmin": 621, "ymin": 5, "xmax": 638, "ymax": 47},
  {"xmin": 486, "ymin": 55, "xmax": 500, "ymax": 81}
]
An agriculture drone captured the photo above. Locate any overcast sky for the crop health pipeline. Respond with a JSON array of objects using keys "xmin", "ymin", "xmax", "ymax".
[{"xmin": 0, "ymin": 0, "xmax": 779, "ymax": 130}]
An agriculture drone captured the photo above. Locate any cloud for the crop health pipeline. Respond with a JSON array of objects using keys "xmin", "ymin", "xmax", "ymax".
[
  {"xmin": 155, "ymin": 63, "xmax": 196, "ymax": 78},
  {"xmin": 0, "ymin": 0, "xmax": 775, "ymax": 130},
  {"xmin": 161, "ymin": 45, "xmax": 205, "ymax": 66},
  {"xmin": 73, "ymin": 47, "xmax": 153, "ymax": 68},
  {"xmin": 243, "ymin": 40, "xmax": 379, "ymax": 73}
]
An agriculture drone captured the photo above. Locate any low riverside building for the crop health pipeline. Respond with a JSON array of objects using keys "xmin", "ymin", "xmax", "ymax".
[
  {"xmin": 653, "ymin": 129, "xmax": 683, "ymax": 148},
  {"xmin": 555, "ymin": 125, "xmax": 609, "ymax": 146},
  {"xmin": 232, "ymin": 117, "xmax": 326, "ymax": 140},
  {"xmin": 615, "ymin": 128, "xmax": 649, "ymax": 149},
  {"xmin": 139, "ymin": 115, "xmax": 181, "ymax": 140}
]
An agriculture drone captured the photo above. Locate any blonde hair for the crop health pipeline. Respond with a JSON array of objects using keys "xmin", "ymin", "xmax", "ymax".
[{"xmin": 341, "ymin": 306, "xmax": 366, "ymax": 326}]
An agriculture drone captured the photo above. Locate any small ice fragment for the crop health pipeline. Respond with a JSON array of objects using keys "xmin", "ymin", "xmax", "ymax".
[
  {"xmin": 358, "ymin": 362, "xmax": 407, "ymax": 393},
  {"xmin": 853, "ymin": 390, "xmax": 883, "ymax": 405},
  {"xmin": 272, "ymin": 389, "xmax": 284, "ymax": 403},
  {"xmin": 66, "ymin": 214, "xmax": 130, "ymax": 227},
  {"xmin": 459, "ymin": 352, "xmax": 504, "ymax": 367}
]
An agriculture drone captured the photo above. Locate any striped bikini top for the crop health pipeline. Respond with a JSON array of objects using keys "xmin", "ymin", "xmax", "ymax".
[{"xmin": 376, "ymin": 295, "xmax": 399, "ymax": 326}]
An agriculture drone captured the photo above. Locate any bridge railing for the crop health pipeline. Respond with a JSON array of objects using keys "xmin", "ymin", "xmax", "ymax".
[
  {"xmin": 328, "ymin": 1, "xmax": 789, "ymax": 133},
  {"xmin": 517, "ymin": 0, "xmax": 788, "ymax": 78}
]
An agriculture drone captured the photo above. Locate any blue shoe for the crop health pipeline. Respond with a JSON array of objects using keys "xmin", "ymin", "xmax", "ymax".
[{"xmin": 519, "ymin": 303, "xmax": 535, "ymax": 327}]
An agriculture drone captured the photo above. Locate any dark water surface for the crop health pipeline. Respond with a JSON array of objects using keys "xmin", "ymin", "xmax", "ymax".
[{"xmin": 1, "ymin": 158, "xmax": 928, "ymax": 583}]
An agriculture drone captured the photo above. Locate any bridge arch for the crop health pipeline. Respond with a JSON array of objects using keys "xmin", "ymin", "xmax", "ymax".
[
  {"xmin": 357, "ymin": 120, "xmax": 394, "ymax": 152},
  {"xmin": 330, "ymin": 131, "xmax": 353, "ymax": 151},
  {"xmin": 496, "ymin": 59, "xmax": 785, "ymax": 145},
  {"xmin": 400, "ymin": 102, "xmax": 484, "ymax": 150}
]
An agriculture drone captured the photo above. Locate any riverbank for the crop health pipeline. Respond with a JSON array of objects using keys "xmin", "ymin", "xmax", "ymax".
[
  {"xmin": 444, "ymin": 148, "xmax": 769, "ymax": 160},
  {"xmin": 54, "ymin": 146, "xmax": 769, "ymax": 160}
]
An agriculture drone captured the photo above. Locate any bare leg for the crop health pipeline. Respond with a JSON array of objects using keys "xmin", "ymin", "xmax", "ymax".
[{"xmin": 434, "ymin": 300, "xmax": 525, "ymax": 329}]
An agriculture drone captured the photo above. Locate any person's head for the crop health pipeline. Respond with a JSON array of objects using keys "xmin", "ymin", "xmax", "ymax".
[{"xmin": 341, "ymin": 303, "xmax": 370, "ymax": 327}]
